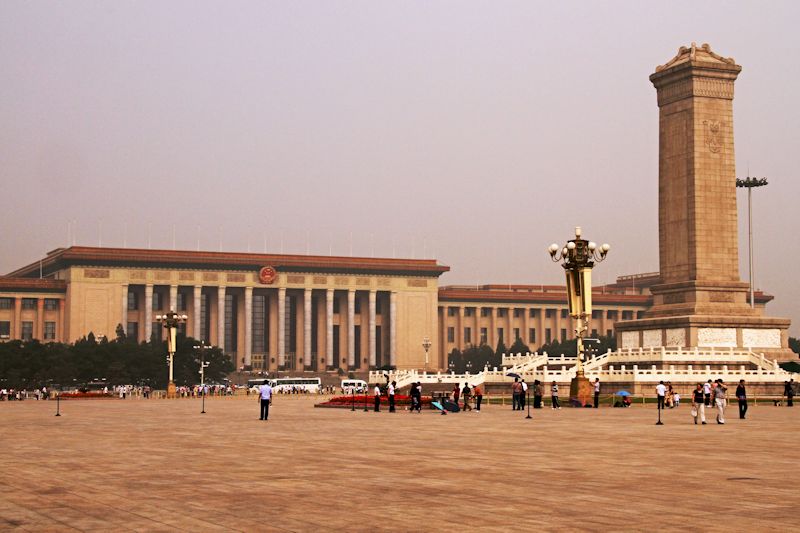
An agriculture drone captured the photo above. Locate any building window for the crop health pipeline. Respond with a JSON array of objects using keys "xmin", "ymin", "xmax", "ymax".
[
  {"xmin": 607, "ymin": 310, "xmax": 618, "ymax": 319},
  {"xmin": 591, "ymin": 329, "xmax": 598, "ymax": 337},
  {"xmin": 561, "ymin": 328, "xmax": 567, "ymax": 341},
  {"xmin": 513, "ymin": 328, "xmax": 520, "ymax": 340},
  {"xmin": 528, "ymin": 328, "xmax": 536, "ymax": 344},
  {"xmin": 545, "ymin": 309, "xmax": 554, "ymax": 318},
  {"xmin": 637, "ymin": 311, "xmax": 645, "ymax": 319},
  {"xmin": 177, "ymin": 293, "xmax": 187, "ymax": 311},
  {"xmin": 545, "ymin": 328, "xmax": 552, "ymax": 344},
  {"xmin": 21, "ymin": 321, "xmax": 33, "ymax": 341},
  {"xmin": 127, "ymin": 322, "xmax": 139, "ymax": 341},
  {"xmin": 128, "ymin": 291, "xmax": 138, "ymax": 311},
  {"xmin": 0, "ymin": 298, "xmax": 12, "ymax": 309},
  {"xmin": 354, "ymin": 298, "xmax": 361, "ymax": 314},
  {"xmin": 447, "ymin": 307, "xmax": 457, "ymax": 317},
  {"xmin": 44, "ymin": 299, "xmax": 59, "ymax": 311},
  {"xmin": 480, "ymin": 328, "xmax": 488, "ymax": 344},
  {"xmin": 464, "ymin": 307, "xmax": 475, "ymax": 317},
  {"xmin": 480, "ymin": 307, "xmax": 490, "ymax": 317},
  {"xmin": 464, "ymin": 327, "xmax": 471, "ymax": 344},
  {"xmin": 497, "ymin": 308, "xmax": 507, "ymax": 317},
  {"xmin": 497, "ymin": 328, "xmax": 504, "ymax": 344},
  {"xmin": 0, "ymin": 321, "xmax": 10, "ymax": 338},
  {"xmin": 606, "ymin": 329, "xmax": 613, "ymax": 337},
  {"xmin": 560, "ymin": 309, "xmax": 568, "ymax": 319},
  {"xmin": 252, "ymin": 294, "xmax": 267, "ymax": 353},
  {"xmin": 44, "ymin": 322, "xmax": 56, "ymax": 340},
  {"xmin": 333, "ymin": 297, "xmax": 340, "ymax": 314},
  {"xmin": 22, "ymin": 298, "xmax": 36, "ymax": 310},
  {"xmin": 513, "ymin": 308, "xmax": 522, "ymax": 318},
  {"xmin": 152, "ymin": 323, "xmax": 162, "ymax": 343},
  {"xmin": 152, "ymin": 292, "xmax": 163, "ymax": 311},
  {"xmin": 592, "ymin": 310, "xmax": 602, "ymax": 319},
  {"xmin": 447, "ymin": 327, "xmax": 455, "ymax": 343},
  {"xmin": 622, "ymin": 310, "xmax": 634, "ymax": 320},
  {"xmin": 225, "ymin": 294, "xmax": 238, "ymax": 354},
  {"xmin": 529, "ymin": 308, "xmax": 537, "ymax": 318}
]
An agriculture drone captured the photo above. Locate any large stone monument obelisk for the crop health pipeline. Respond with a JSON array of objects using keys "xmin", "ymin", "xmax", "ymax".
[{"xmin": 615, "ymin": 43, "xmax": 792, "ymax": 360}]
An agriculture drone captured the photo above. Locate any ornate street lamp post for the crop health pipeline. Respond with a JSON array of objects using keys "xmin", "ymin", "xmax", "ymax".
[
  {"xmin": 156, "ymin": 309, "xmax": 188, "ymax": 399},
  {"xmin": 194, "ymin": 342, "xmax": 211, "ymax": 414},
  {"xmin": 422, "ymin": 336, "xmax": 432, "ymax": 372},
  {"xmin": 736, "ymin": 176, "xmax": 768, "ymax": 308},
  {"xmin": 548, "ymin": 227, "xmax": 609, "ymax": 406}
]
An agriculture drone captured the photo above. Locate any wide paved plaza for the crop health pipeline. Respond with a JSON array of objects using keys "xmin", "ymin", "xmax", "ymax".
[{"xmin": 1, "ymin": 396, "xmax": 798, "ymax": 531}]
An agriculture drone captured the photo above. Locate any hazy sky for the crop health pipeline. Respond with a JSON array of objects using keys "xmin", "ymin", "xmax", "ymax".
[{"xmin": 1, "ymin": 1, "xmax": 798, "ymax": 333}]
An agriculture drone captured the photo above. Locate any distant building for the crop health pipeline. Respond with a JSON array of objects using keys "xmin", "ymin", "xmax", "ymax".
[{"xmin": 0, "ymin": 247, "xmax": 773, "ymax": 371}]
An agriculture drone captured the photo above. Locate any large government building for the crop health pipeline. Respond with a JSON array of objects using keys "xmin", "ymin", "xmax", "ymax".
[{"xmin": 0, "ymin": 246, "xmax": 774, "ymax": 372}]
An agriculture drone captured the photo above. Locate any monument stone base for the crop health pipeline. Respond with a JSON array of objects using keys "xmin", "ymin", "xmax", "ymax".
[
  {"xmin": 615, "ymin": 314, "xmax": 795, "ymax": 362},
  {"xmin": 569, "ymin": 374, "xmax": 593, "ymax": 407}
]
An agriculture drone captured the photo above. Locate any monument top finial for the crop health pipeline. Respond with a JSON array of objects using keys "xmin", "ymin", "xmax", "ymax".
[{"xmin": 655, "ymin": 42, "xmax": 737, "ymax": 72}]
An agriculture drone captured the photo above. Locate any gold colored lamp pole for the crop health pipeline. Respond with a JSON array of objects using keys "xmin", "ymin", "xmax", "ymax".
[
  {"xmin": 156, "ymin": 309, "xmax": 188, "ymax": 399},
  {"xmin": 422, "ymin": 336, "xmax": 432, "ymax": 372},
  {"xmin": 548, "ymin": 227, "xmax": 609, "ymax": 405}
]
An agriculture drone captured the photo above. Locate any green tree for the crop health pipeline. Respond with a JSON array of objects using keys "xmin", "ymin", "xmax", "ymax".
[{"xmin": 789, "ymin": 337, "xmax": 800, "ymax": 356}]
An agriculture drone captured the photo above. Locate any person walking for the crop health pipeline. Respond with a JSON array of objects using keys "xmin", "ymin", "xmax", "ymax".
[
  {"xmin": 258, "ymin": 380, "xmax": 273, "ymax": 421},
  {"xmin": 461, "ymin": 382, "xmax": 472, "ymax": 411},
  {"xmin": 691, "ymin": 383, "xmax": 706, "ymax": 424},
  {"xmin": 551, "ymin": 381, "xmax": 561, "ymax": 410},
  {"xmin": 656, "ymin": 381, "xmax": 667, "ymax": 411},
  {"xmin": 373, "ymin": 384, "xmax": 381, "ymax": 412},
  {"xmin": 511, "ymin": 378, "xmax": 522, "ymax": 410},
  {"xmin": 713, "ymin": 379, "xmax": 727, "ymax": 424},
  {"xmin": 703, "ymin": 380, "xmax": 712, "ymax": 407},
  {"xmin": 473, "ymin": 384, "xmax": 483, "ymax": 412},
  {"xmin": 736, "ymin": 379, "xmax": 747, "ymax": 420},
  {"xmin": 388, "ymin": 381, "xmax": 396, "ymax": 413},
  {"xmin": 519, "ymin": 379, "xmax": 528, "ymax": 410},
  {"xmin": 593, "ymin": 378, "xmax": 601, "ymax": 408},
  {"xmin": 533, "ymin": 380, "xmax": 543, "ymax": 409},
  {"xmin": 452, "ymin": 384, "xmax": 461, "ymax": 405},
  {"xmin": 785, "ymin": 379, "xmax": 795, "ymax": 407}
]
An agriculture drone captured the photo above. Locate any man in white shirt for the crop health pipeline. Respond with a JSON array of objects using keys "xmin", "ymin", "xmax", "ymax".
[
  {"xmin": 593, "ymin": 378, "xmax": 601, "ymax": 408},
  {"xmin": 520, "ymin": 379, "xmax": 528, "ymax": 410},
  {"xmin": 258, "ymin": 382, "xmax": 273, "ymax": 421},
  {"xmin": 655, "ymin": 381, "xmax": 667, "ymax": 411},
  {"xmin": 388, "ymin": 381, "xmax": 396, "ymax": 412}
]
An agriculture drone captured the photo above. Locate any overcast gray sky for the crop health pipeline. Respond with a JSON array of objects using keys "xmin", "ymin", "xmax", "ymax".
[{"xmin": 1, "ymin": 1, "xmax": 798, "ymax": 334}]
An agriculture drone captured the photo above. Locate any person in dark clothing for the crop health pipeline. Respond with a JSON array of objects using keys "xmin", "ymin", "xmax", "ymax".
[
  {"xmin": 373, "ymin": 384, "xmax": 381, "ymax": 412},
  {"xmin": 533, "ymin": 380, "xmax": 543, "ymax": 409},
  {"xmin": 593, "ymin": 378, "xmax": 601, "ymax": 409},
  {"xmin": 388, "ymin": 381, "xmax": 396, "ymax": 413},
  {"xmin": 452, "ymin": 384, "xmax": 460, "ymax": 405},
  {"xmin": 736, "ymin": 379, "xmax": 747, "ymax": 419},
  {"xmin": 785, "ymin": 379, "xmax": 795, "ymax": 407},
  {"xmin": 473, "ymin": 385, "xmax": 483, "ymax": 411},
  {"xmin": 461, "ymin": 383, "xmax": 472, "ymax": 411}
]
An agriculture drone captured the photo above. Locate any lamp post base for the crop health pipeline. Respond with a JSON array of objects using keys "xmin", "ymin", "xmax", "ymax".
[
  {"xmin": 569, "ymin": 372, "xmax": 592, "ymax": 408},
  {"xmin": 167, "ymin": 380, "xmax": 177, "ymax": 399}
]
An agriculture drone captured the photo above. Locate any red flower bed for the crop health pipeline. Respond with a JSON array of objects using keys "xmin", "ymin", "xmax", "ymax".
[{"xmin": 316, "ymin": 394, "xmax": 432, "ymax": 408}]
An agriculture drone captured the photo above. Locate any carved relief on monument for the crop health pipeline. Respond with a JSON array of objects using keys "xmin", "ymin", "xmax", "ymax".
[
  {"xmin": 620, "ymin": 331, "xmax": 639, "ymax": 349},
  {"xmin": 702, "ymin": 120, "xmax": 723, "ymax": 153},
  {"xmin": 665, "ymin": 328, "xmax": 686, "ymax": 347},
  {"xmin": 642, "ymin": 329, "xmax": 663, "ymax": 348},
  {"xmin": 709, "ymin": 292, "xmax": 734, "ymax": 303},
  {"xmin": 697, "ymin": 327, "xmax": 737, "ymax": 347},
  {"xmin": 742, "ymin": 328, "xmax": 781, "ymax": 348}
]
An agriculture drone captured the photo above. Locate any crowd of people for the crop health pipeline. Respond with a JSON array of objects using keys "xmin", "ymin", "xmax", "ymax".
[{"xmin": 0, "ymin": 386, "xmax": 51, "ymax": 401}]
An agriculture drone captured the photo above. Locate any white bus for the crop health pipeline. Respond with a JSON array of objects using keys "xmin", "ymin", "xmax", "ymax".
[{"xmin": 249, "ymin": 377, "xmax": 322, "ymax": 394}]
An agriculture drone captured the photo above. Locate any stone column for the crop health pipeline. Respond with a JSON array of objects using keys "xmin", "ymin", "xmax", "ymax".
[
  {"xmin": 278, "ymin": 287, "xmax": 286, "ymax": 367},
  {"xmin": 193, "ymin": 286, "xmax": 202, "ymax": 340},
  {"xmin": 347, "ymin": 289, "xmax": 355, "ymax": 369},
  {"xmin": 304, "ymin": 289, "xmax": 312, "ymax": 369},
  {"xmin": 457, "ymin": 306, "xmax": 465, "ymax": 350},
  {"xmin": 36, "ymin": 298, "xmax": 44, "ymax": 340},
  {"xmin": 144, "ymin": 284, "xmax": 153, "ymax": 341},
  {"xmin": 368, "ymin": 290, "xmax": 377, "ymax": 368},
  {"xmin": 120, "ymin": 284, "xmax": 129, "ymax": 336},
  {"xmin": 58, "ymin": 299, "xmax": 66, "ymax": 342},
  {"xmin": 169, "ymin": 285, "xmax": 178, "ymax": 312},
  {"xmin": 326, "ymin": 289, "xmax": 334, "ymax": 368},
  {"xmin": 12, "ymin": 297, "xmax": 21, "ymax": 339},
  {"xmin": 244, "ymin": 286, "xmax": 253, "ymax": 366},
  {"xmin": 389, "ymin": 291, "xmax": 397, "ymax": 367},
  {"xmin": 217, "ymin": 286, "xmax": 226, "ymax": 350}
]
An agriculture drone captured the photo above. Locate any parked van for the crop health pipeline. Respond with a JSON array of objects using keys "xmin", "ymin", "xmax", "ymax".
[{"xmin": 341, "ymin": 379, "xmax": 367, "ymax": 394}]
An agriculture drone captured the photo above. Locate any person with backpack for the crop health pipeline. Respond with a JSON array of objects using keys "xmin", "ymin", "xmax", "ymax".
[{"xmin": 461, "ymin": 383, "xmax": 472, "ymax": 411}]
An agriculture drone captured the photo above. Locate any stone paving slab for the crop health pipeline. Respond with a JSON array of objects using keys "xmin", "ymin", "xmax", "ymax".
[{"xmin": 1, "ymin": 397, "xmax": 798, "ymax": 531}]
